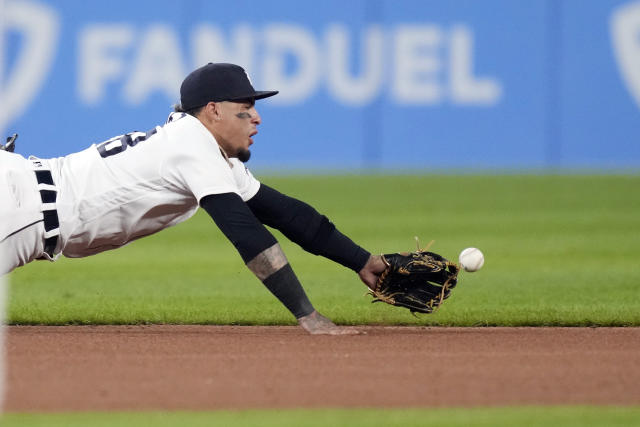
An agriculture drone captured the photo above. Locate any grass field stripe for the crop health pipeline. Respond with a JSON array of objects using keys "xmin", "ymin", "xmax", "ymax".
[{"xmin": 6, "ymin": 175, "xmax": 640, "ymax": 327}]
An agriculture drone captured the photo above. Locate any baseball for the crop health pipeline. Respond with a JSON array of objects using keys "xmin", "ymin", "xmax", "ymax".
[{"xmin": 459, "ymin": 247, "xmax": 484, "ymax": 272}]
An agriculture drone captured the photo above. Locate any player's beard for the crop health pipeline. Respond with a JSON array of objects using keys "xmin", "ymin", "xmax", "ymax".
[{"xmin": 237, "ymin": 148, "xmax": 251, "ymax": 163}]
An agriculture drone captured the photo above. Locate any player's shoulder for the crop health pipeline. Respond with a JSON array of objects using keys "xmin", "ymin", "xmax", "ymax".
[
  {"xmin": 164, "ymin": 112, "xmax": 207, "ymax": 136},
  {"xmin": 163, "ymin": 112, "xmax": 206, "ymax": 142},
  {"xmin": 160, "ymin": 112, "xmax": 226, "ymax": 165},
  {"xmin": 165, "ymin": 112, "xmax": 188, "ymax": 124}
]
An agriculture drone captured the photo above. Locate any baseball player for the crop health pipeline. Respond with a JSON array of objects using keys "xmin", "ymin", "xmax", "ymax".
[{"xmin": 0, "ymin": 63, "xmax": 386, "ymax": 335}]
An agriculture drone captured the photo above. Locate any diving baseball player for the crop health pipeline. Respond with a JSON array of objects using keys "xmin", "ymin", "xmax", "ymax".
[{"xmin": 0, "ymin": 63, "xmax": 386, "ymax": 335}]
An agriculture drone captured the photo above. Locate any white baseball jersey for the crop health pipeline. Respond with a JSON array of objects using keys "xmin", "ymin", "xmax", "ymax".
[
  {"xmin": 0, "ymin": 150, "xmax": 47, "ymax": 273},
  {"xmin": 0, "ymin": 112, "xmax": 260, "ymax": 272}
]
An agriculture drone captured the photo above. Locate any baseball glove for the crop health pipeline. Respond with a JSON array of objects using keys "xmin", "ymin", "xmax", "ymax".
[{"xmin": 368, "ymin": 250, "xmax": 460, "ymax": 314}]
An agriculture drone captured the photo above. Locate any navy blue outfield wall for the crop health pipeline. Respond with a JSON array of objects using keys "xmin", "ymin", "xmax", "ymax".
[{"xmin": 3, "ymin": 0, "xmax": 640, "ymax": 170}]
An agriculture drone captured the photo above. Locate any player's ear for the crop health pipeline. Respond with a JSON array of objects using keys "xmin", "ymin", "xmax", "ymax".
[{"xmin": 205, "ymin": 102, "xmax": 223, "ymax": 122}]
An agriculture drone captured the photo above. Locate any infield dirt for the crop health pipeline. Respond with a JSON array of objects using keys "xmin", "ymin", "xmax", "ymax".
[{"xmin": 5, "ymin": 326, "xmax": 640, "ymax": 411}]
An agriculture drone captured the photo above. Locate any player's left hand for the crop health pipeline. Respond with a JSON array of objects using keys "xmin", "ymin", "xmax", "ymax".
[
  {"xmin": 297, "ymin": 310, "xmax": 360, "ymax": 335},
  {"xmin": 369, "ymin": 250, "xmax": 459, "ymax": 314},
  {"xmin": 358, "ymin": 255, "xmax": 387, "ymax": 290}
]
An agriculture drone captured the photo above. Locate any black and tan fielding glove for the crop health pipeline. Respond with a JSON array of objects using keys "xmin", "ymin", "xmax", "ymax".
[{"xmin": 368, "ymin": 251, "xmax": 460, "ymax": 314}]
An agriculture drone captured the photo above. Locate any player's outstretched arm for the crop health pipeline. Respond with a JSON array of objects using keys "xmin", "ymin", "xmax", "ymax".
[
  {"xmin": 246, "ymin": 184, "xmax": 379, "ymax": 284},
  {"xmin": 200, "ymin": 192, "xmax": 357, "ymax": 335}
]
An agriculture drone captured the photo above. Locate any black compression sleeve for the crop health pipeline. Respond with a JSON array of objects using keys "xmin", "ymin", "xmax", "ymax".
[
  {"xmin": 200, "ymin": 193, "xmax": 315, "ymax": 319},
  {"xmin": 262, "ymin": 264, "xmax": 314, "ymax": 318},
  {"xmin": 200, "ymin": 192, "xmax": 276, "ymax": 263},
  {"xmin": 246, "ymin": 184, "xmax": 371, "ymax": 272}
]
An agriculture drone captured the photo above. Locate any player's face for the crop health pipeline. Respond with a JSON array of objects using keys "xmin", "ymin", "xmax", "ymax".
[{"xmin": 217, "ymin": 100, "xmax": 261, "ymax": 162}]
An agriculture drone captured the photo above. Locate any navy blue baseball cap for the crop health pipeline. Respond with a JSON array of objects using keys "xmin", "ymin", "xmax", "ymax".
[{"xmin": 180, "ymin": 63, "xmax": 278, "ymax": 110}]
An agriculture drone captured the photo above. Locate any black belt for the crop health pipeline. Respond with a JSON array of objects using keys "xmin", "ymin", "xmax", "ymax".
[{"xmin": 34, "ymin": 169, "xmax": 59, "ymax": 258}]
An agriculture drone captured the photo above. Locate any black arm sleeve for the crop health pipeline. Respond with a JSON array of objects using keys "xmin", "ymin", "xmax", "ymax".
[
  {"xmin": 200, "ymin": 192, "xmax": 277, "ymax": 263},
  {"xmin": 246, "ymin": 184, "xmax": 371, "ymax": 272},
  {"xmin": 200, "ymin": 193, "xmax": 314, "ymax": 318}
]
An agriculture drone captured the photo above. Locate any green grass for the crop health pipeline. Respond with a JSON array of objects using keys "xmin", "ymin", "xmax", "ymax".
[
  {"xmin": 3, "ymin": 406, "xmax": 640, "ymax": 427},
  {"xmin": 7, "ymin": 175, "xmax": 640, "ymax": 326}
]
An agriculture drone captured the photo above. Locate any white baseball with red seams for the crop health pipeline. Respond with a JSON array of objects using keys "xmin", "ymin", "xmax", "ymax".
[{"xmin": 459, "ymin": 247, "xmax": 484, "ymax": 272}]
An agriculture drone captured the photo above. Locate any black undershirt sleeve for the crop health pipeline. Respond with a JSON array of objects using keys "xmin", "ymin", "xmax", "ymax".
[
  {"xmin": 200, "ymin": 193, "xmax": 314, "ymax": 318},
  {"xmin": 246, "ymin": 184, "xmax": 371, "ymax": 272},
  {"xmin": 200, "ymin": 192, "xmax": 276, "ymax": 263}
]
